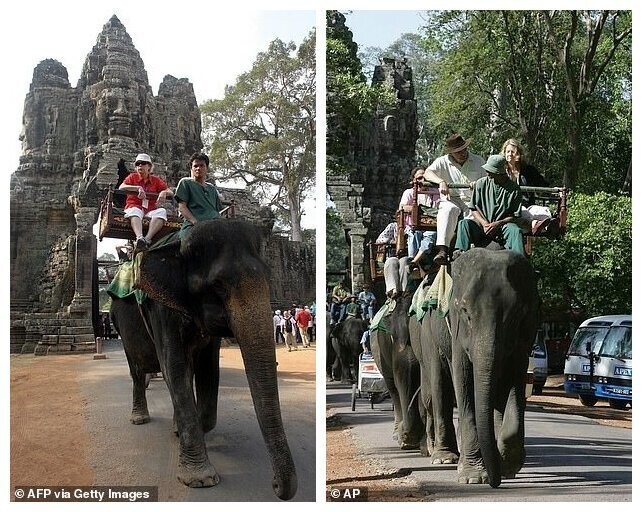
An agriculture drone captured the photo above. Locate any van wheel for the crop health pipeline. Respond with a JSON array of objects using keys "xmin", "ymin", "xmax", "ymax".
[
  {"xmin": 579, "ymin": 395, "xmax": 598, "ymax": 406},
  {"xmin": 608, "ymin": 399, "xmax": 628, "ymax": 410}
]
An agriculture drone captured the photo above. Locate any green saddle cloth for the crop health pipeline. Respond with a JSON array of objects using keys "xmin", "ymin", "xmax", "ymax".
[
  {"xmin": 106, "ymin": 232, "xmax": 181, "ymax": 304},
  {"xmin": 369, "ymin": 299, "xmax": 394, "ymax": 334}
]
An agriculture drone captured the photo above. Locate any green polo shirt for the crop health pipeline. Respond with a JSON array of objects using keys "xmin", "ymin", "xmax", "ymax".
[
  {"xmin": 468, "ymin": 176, "xmax": 522, "ymax": 222},
  {"xmin": 175, "ymin": 177, "xmax": 224, "ymax": 233}
]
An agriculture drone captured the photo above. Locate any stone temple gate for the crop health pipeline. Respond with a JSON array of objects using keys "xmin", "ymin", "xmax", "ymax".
[
  {"xmin": 9, "ymin": 15, "xmax": 314, "ymax": 354},
  {"xmin": 326, "ymin": 56, "xmax": 419, "ymax": 293}
]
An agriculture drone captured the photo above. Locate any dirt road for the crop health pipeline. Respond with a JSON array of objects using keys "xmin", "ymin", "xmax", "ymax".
[{"xmin": 10, "ymin": 342, "xmax": 316, "ymax": 502}]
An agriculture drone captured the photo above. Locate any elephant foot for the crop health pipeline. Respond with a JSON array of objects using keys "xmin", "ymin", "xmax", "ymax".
[
  {"xmin": 457, "ymin": 464, "xmax": 488, "ymax": 485},
  {"xmin": 130, "ymin": 411, "xmax": 150, "ymax": 425},
  {"xmin": 419, "ymin": 437, "xmax": 430, "ymax": 457},
  {"xmin": 177, "ymin": 460, "xmax": 220, "ymax": 488},
  {"xmin": 431, "ymin": 449, "xmax": 459, "ymax": 465},
  {"xmin": 398, "ymin": 437, "xmax": 421, "ymax": 450}
]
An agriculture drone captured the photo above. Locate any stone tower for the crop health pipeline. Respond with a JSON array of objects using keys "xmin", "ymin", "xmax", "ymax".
[
  {"xmin": 10, "ymin": 16, "xmax": 202, "ymax": 353},
  {"xmin": 327, "ymin": 53, "xmax": 418, "ymax": 289}
]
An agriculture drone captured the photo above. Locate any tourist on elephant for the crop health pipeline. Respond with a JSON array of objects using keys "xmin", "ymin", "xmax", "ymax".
[
  {"xmin": 175, "ymin": 152, "xmax": 224, "ymax": 237},
  {"xmin": 454, "ymin": 154, "xmax": 525, "ymax": 256},
  {"xmin": 345, "ymin": 296, "xmax": 360, "ymax": 318},
  {"xmin": 357, "ymin": 283, "xmax": 377, "ymax": 320},
  {"xmin": 398, "ymin": 166, "xmax": 439, "ymax": 267},
  {"xmin": 423, "ymin": 133, "xmax": 486, "ymax": 265},
  {"xmin": 502, "ymin": 138, "xmax": 558, "ymax": 236},
  {"xmin": 119, "ymin": 153, "xmax": 173, "ymax": 251},
  {"xmin": 330, "ymin": 281, "xmax": 350, "ymax": 324}
]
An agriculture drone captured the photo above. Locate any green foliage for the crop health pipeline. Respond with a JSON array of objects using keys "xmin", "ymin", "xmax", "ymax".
[
  {"xmin": 531, "ymin": 192, "xmax": 631, "ymax": 318},
  {"xmin": 326, "ymin": 207, "xmax": 348, "ymax": 273},
  {"xmin": 326, "ymin": 10, "xmax": 397, "ymax": 175},
  {"xmin": 201, "ymin": 31, "xmax": 315, "ymax": 241},
  {"xmin": 418, "ymin": 10, "xmax": 631, "ymax": 191}
]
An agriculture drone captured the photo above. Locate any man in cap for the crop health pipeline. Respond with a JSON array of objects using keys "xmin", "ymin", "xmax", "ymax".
[
  {"xmin": 119, "ymin": 153, "xmax": 173, "ymax": 251},
  {"xmin": 424, "ymin": 134, "xmax": 486, "ymax": 265},
  {"xmin": 454, "ymin": 154, "xmax": 525, "ymax": 256}
]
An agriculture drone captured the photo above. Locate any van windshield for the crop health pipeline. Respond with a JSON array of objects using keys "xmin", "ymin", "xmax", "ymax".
[
  {"xmin": 598, "ymin": 326, "xmax": 632, "ymax": 359},
  {"xmin": 567, "ymin": 327, "xmax": 608, "ymax": 356}
]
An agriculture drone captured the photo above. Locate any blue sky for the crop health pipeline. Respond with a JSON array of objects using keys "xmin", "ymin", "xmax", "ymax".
[{"xmin": 343, "ymin": 10, "xmax": 426, "ymax": 50}]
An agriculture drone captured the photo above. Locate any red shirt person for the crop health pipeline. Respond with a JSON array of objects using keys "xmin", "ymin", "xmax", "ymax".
[
  {"xmin": 119, "ymin": 153, "xmax": 173, "ymax": 251},
  {"xmin": 295, "ymin": 307, "xmax": 313, "ymax": 348}
]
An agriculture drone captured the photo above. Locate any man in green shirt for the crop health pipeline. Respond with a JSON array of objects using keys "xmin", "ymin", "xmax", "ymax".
[
  {"xmin": 175, "ymin": 152, "xmax": 224, "ymax": 236},
  {"xmin": 455, "ymin": 154, "xmax": 525, "ymax": 256}
]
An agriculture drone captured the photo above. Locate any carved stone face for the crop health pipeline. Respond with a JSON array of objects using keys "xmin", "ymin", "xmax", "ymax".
[{"xmin": 94, "ymin": 83, "xmax": 142, "ymax": 140}]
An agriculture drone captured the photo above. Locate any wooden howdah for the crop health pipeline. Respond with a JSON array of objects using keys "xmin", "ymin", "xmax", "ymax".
[{"xmin": 98, "ymin": 188, "xmax": 235, "ymax": 241}]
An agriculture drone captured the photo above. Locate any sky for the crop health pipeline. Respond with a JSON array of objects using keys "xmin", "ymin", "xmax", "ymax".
[
  {"xmin": 344, "ymin": 10, "xmax": 426, "ymax": 50},
  {"xmin": 1, "ymin": 2, "xmax": 316, "ymax": 256}
]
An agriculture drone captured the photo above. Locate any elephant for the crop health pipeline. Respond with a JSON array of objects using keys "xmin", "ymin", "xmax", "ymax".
[
  {"xmin": 326, "ymin": 311, "xmax": 340, "ymax": 381},
  {"xmin": 370, "ymin": 292, "xmax": 425, "ymax": 451},
  {"xmin": 110, "ymin": 219, "xmax": 297, "ymax": 500},
  {"xmin": 448, "ymin": 247, "xmax": 539, "ymax": 488},
  {"xmin": 411, "ymin": 290, "xmax": 459, "ymax": 465},
  {"xmin": 330, "ymin": 316, "xmax": 369, "ymax": 383}
]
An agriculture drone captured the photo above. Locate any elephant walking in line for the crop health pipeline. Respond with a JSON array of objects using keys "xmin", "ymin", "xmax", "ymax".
[
  {"xmin": 412, "ymin": 303, "xmax": 459, "ymax": 465},
  {"xmin": 110, "ymin": 219, "xmax": 297, "ymax": 500},
  {"xmin": 330, "ymin": 316, "xmax": 369, "ymax": 383},
  {"xmin": 449, "ymin": 247, "xmax": 539, "ymax": 488},
  {"xmin": 370, "ymin": 292, "xmax": 425, "ymax": 451}
]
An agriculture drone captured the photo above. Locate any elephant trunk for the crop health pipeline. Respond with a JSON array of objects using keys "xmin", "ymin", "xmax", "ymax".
[
  {"xmin": 473, "ymin": 331, "xmax": 502, "ymax": 488},
  {"xmin": 226, "ymin": 277, "xmax": 298, "ymax": 500}
]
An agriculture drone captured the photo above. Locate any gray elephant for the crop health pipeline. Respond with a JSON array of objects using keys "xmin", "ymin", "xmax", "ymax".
[
  {"xmin": 110, "ymin": 219, "xmax": 297, "ymax": 500},
  {"xmin": 330, "ymin": 316, "xmax": 368, "ymax": 383},
  {"xmin": 449, "ymin": 247, "xmax": 539, "ymax": 488},
  {"xmin": 411, "ymin": 292, "xmax": 459, "ymax": 465},
  {"xmin": 370, "ymin": 292, "xmax": 425, "ymax": 450}
]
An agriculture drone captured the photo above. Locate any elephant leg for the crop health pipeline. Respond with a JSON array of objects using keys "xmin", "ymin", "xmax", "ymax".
[
  {"xmin": 451, "ymin": 341, "xmax": 487, "ymax": 484},
  {"xmin": 430, "ymin": 357, "xmax": 459, "ymax": 464},
  {"xmin": 393, "ymin": 348, "xmax": 423, "ymax": 450},
  {"xmin": 195, "ymin": 338, "xmax": 221, "ymax": 434},
  {"xmin": 149, "ymin": 308, "xmax": 219, "ymax": 488},
  {"xmin": 497, "ymin": 355, "xmax": 528, "ymax": 478},
  {"xmin": 128, "ymin": 362, "xmax": 151, "ymax": 425}
]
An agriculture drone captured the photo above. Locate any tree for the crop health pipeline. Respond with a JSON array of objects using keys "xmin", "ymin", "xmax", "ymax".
[
  {"xmin": 531, "ymin": 192, "xmax": 631, "ymax": 319},
  {"xmin": 420, "ymin": 10, "xmax": 631, "ymax": 191},
  {"xmin": 326, "ymin": 10, "xmax": 396, "ymax": 176},
  {"xmin": 201, "ymin": 32, "xmax": 315, "ymax": 241},
  {"xmin": 326, "ymin": 207, "xmax": 348, "ymax": 274}
]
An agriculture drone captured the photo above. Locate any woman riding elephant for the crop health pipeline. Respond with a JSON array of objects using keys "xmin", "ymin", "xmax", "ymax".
[{"xmin": 110, "ymin": 219, "xmax": 297, "ymax": 500}]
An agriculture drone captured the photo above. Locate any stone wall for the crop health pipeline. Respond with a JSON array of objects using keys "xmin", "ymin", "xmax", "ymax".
[{"xmin": 9, "ymin": 15, "xmax": 315, "ymax": 354}]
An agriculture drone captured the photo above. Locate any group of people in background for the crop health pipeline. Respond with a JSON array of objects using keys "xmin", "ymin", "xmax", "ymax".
[
  {"xmin": 328, "ymin": 281, "xmax": 377, "ymax": 325},
  {"xmin": 273, "ymin": 304, "xmax": 316, "ymax": 352}
]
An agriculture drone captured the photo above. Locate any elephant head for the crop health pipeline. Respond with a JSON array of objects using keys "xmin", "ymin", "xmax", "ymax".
[
  {"xmin": 135, "ymin": 219, "xmax": 297, "ymax": 500},
  {"xmin": 450, "ymin": 248, "xmax": 539, "ymax": 488}
]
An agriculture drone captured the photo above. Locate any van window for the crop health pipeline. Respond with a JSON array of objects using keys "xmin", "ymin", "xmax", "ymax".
[
  {"xmin": 567, "ymin": 327, "xmax": 608, "ymax": 356},
  {"xmin": 598, "ymin": 326, "xmax": 632, "ymax": 359}
]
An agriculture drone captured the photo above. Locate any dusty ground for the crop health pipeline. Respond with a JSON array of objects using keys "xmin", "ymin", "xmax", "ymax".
[
  {"xmin": 325, "ymin": 377, "xmax": 632, "ymax": 501},
  {"xmin": 9, "ymin": 343, "xmax": 315, "ymax": 493}
]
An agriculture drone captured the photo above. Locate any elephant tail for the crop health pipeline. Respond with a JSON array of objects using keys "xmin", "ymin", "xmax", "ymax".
[
  {"xmin": 225, "ymin": 276, "xmax": 298, "ymax": 500},
  {"xmin": 474, "ymin": 336, "xmax": 502, "ymax": 488}
]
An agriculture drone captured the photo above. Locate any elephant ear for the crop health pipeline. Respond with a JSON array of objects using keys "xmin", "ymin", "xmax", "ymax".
[{"xmin": 135, "ymin": 240, "xmax": 191, "ymax": 316}]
